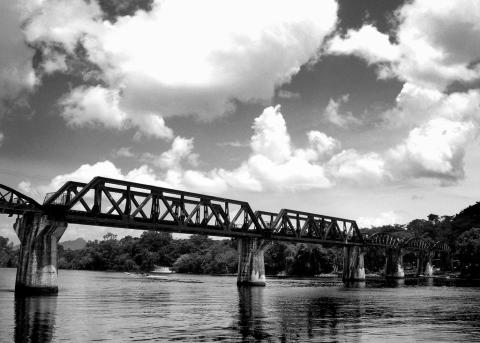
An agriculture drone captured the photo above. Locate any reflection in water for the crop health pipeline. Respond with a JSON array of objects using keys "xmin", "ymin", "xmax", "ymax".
[
  {"xmin": 14, "ymin": 295, "xmax": 57, "ymax": 343},
  {"xmin": 276, "ymin": 292, "xmax": 363, "ymax": 342},
  {"xmin": 237, "ymin": 286, "xmax": 271, "ymax": 341},
  {"xmin": 344, "ymin": 281, "xmax": 366, "ymax": 288},
  {"xmin": 385, "ymin": 278, "xmax": 405, "ymax": 287}
]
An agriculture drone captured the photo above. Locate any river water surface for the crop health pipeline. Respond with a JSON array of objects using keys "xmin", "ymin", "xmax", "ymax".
[{"xmin": 1, "ymin": 268, "xmax": 480, "ymax": 342}]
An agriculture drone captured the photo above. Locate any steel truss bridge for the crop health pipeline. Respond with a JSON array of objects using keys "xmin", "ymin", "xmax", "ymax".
[{"xmin": 0, "ymin": 177, "xmax": 449, "ymax": 253}]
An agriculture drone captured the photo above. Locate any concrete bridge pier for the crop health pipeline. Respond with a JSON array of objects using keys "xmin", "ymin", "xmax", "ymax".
[
  {"xmin": 237, "ymin": 238, "xmax": 271, "ymax": 286},
  {"xmin": 416, "ymin": 253, "xmax": 433, "ymax": 277},
  {"xmin": 14, "ymin": 213, "xmax": 67, "ymax": 295},
  {"xmin": 342, "ymin": 246, "xmax": 366, "ymax": 282},
  {"xmin": 385, "ymin": 248, "xmax": 405, "ymax": 279}
]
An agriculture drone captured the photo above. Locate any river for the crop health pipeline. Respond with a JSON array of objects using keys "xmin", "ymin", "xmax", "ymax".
[{"xmin": 1, "ymin": 268, "xmax": 480, "ymax": 342}]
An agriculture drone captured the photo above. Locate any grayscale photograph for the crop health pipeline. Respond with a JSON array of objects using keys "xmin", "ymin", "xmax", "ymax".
[{"xmin": 1, "ymin": 0, "xmax": 480, "ymax": 342}]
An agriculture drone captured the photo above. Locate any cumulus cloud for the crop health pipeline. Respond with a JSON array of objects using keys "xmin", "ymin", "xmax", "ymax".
[
  {"xmin": 380, "ymin": 84, "xmax": 480, "ymax": 181},
  {"xmin": 327, "ymin": 0, "xmax": 480, "ymax": 90},
  {"xmin": 0, "ymin": 2, "xmax": 36, "ymax": 115},
  {"xmin": 388, "ymin": 118, "xmax": 475, "ymax": 181},
  {"xmin": 327, "ymin": 150, "xmax": 386, "ymax": 182},
  {"xmin": 21, "ymin": 0, "xmax": 339, "ymax": 137},
  {"xmin": 328, "ymin": 25, "xmax": 400, "ymax": 64},
  {"xmin": 323, "ymin": 94, "xmax": 361, "ymax": 127},
  {"xmin": 59, "ymin": 85, "xmax": 173, "ymax": 140},
  {"xmin": 357, "ymin": 211, "xmax": 400, "ymax": 228},
  {"xmin": 383, "ymin": 83, "xmax": 480, "ymax": 128},
  {"xmin": 326, "ymin": 0, "xmax": 480, "ymax": 183},
  {"xmin": 22, "ymin": 105, "xmax": 389, "ymax": 198},
  {"xmin": 142, "ymin": 136, "xmax": 198, "ymax": 170}
]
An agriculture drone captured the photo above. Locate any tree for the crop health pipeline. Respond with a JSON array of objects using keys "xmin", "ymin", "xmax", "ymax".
[{"xmin": 456, "ymin": 227, "xmax": 480, "ymax": 277}]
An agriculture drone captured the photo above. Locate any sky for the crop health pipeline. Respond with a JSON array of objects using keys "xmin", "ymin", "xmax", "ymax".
[{"xmin": 1, "ymin": 0, "xmax": 480, "ymax": 243}]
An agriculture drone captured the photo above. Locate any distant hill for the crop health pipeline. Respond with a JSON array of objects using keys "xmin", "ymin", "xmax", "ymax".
[{"xmin": 60, "ymin": 238, "xmax": 87, "ymax": 250}]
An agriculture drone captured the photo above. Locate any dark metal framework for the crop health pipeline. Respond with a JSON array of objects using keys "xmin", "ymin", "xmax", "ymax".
[
  {"xmin": 40, "ymin": 177, "xmax": 364, "ymax": 245},
  {"xmin": 366, "ymin": 232, "xmax": 451, "ymax": 252},
  {"xmin": 0, "ymin": 184, "xmax": 42, "ymax": 215},
  {"xmin": 0, "ymin": 177, "xmax": 450, "ymax": 251}
]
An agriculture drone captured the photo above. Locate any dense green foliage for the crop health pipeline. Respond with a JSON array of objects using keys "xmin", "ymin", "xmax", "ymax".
[{"xmin": 1, "ymin": 202, "xmax": 480, "ymax": 277}]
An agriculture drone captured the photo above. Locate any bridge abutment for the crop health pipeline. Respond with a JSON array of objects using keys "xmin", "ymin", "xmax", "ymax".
[
  {"xmin": 14, "ymin": 213, "xmax": 67, "ymax": 295},
  {"xmin": 385, "ymin": 248, "xmax": 405, "ymax": 279},
  {"xmin": 237, "ymin": 238, "xmax": 270, "ymax": 286},
  {"xmin": 342, "ymin": 246, "xmax": 366, "ymax": 282}
]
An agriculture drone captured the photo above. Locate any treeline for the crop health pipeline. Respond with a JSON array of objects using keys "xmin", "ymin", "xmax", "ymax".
[
  {"xmin": 56, "ymin": 232, "xmax": 340, "ymax": 276},
  {"xmin": 1, "ymin": 202, "xmax": 480, "ymax": 277},
  {"xmin": 59, "ymin": 232, "xmax": 239, "ymax": 274}
]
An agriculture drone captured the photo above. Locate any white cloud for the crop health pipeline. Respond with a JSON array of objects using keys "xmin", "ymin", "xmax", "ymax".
[
  {"xmin": 325, "ymin": 0, "xmax": 480, "ymax": 183},
  {"xmin": 218, "ymin": 105, "xmax": 381, "ymax": 191},
  {"xmin": 23, "ymin": 0, "xmax": 339, "ymax": 131},
  {"xmin": 357, "ymin": 211, "xmax": 400, "ymax": 228},
  {"xmin": 23, "ymin": 105, "xmax": 389, "ymax": 198},
  {"xmin": 323, "ymin": 94, "xmax": 361, "ymax": 127},
  {"xmin": 294, "ymin": 131, "xmax": 340, "ymax": 161},
  {"xmin": 0, "ymin": 1, "xmax": 36, "ymax": 114},
  {"xmin": 23, "ymin": 0, "xmax": 103, "ymax": 53},
  {"xmin": 250, "ymin": 105, "xmax": 291, "ymax": 163},
  {"xmin": 0, "ymin": 132, "xmax": 4, "ymax": 147},
  {"xmin": 327, "ymin": 25, "xmax": 400, "ymax": 64},
  {"xmin": 60, "ymin": 86, "xmax": 127, "ymax": 129},
  {"xmin": 327, "ymin": 0, "xmax": 480, "ymax": 90},
  {"xmin": 142, "ymin": 136, "xmax": 198, "ymax": 170},
  {"xmin": 59, "ymin": 85, "xmax": 173, "ymax": 140},
  {"xmin": 327, "ymin": 149, "xmax": 386, "ymax": 183},
  {"xmin": 383, "ymin": 83, "xmax": 480, "ymax": 128},
  {"xmin": 395, "ymin": 0, "xmax": 480, "ymax": 89},
  {"xmin": 388, "ymin": 118, "xmax": 475, "ymax": 180},
  {"xmin": 380, "ymin": 84, "xmax": 480, "ymax": 182}
]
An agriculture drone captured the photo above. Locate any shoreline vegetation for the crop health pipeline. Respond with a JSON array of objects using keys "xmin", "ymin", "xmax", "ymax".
[{"xmin": 1, "ymin": 202, "xmax": 480, "ymax": 279}]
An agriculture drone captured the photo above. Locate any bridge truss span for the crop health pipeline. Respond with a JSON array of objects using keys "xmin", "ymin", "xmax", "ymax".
[
  {"xmin": 43, "ymin": 177, "xmax": 264, "ymax": 238},
  {"xmin": 0, "ymin": 184, "xmax": 42, "ymax": 215},
  {"xmin": 41, "ymin": 177, "xmax": 365, "ymax": 246},
  {"xmin": 266, "ymin": 208, "xmax": 363, "ymax": 245}
]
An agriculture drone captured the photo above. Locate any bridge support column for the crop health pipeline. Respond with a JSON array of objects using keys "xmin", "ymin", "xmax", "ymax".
[
  {"xmin": 237, "ymin": 238, "xmax": 270, "ymax": 286},
  {"xmin": 416, "ymin": 252, "xmax": 433, "ymax": 277},
  {"xmin": 14, "ymin": 213, "xmax": 67, "ymax": 295},
  {"xmin": 385, "ymin": 248, "xmax": 404, "ymax": 279},
  {"xmin": 342, "ymin": 246, "xmax": 365, "ymax": 282}
]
